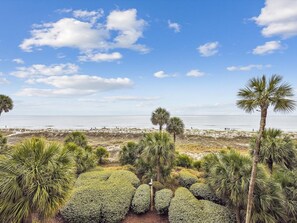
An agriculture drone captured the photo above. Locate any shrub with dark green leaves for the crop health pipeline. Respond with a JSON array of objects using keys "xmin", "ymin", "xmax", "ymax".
[
  {"xmin": 190, "ymin": 183, "xmax": 221, "ymax": 203},
  {"xmin": 176, "ymin": 153, "xmax": 193, "ymax": 168},
  {"xmin": 193, "ymin": 160, "xmax": 202, "ymax": 170},
  {"xmin": 61, "ymin": 170, "xmax": 139, "ymax": 223},
  {"xmin": 119, "ymin": 141, "xmax": 141, "ymax": 165},
  {"xmin": 132, "ymin": 184, "xmax": 151, "ymax": 214},
  {"xmin": 64, "ymin": 131, "xmax": 88, "ymax": 148},
  {"xmin": 153, "ymin": 181, "xmax": 165, "ymax": 191},
  {"xmin": 0, "ymin": 133, "xmax": 8, "ymax": 154},
  {"xmin": 178, "ymin": 170, "xmax": 198, "ymax": 188},
  {"xmin": 168, "ymin": 187, "xmax": 234, "ymax": 223},
  {"xmin": 95, "ymin": 146, "xmax": 109, "ymax": 164},
  {"xmin": 155, "ymin": 189, "xmax": 173, "ymax": 214}
]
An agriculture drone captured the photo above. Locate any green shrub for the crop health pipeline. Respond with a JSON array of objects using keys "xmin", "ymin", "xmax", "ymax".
[
  {"xmin": 95, "ymin": 146, "xmax": 109, "ymax": 164},
  {"xmin": 176, "ymin": 153, "xmax": 193, "ymax": 168},
  {"xmin": 168, "ymin": 187, "xmax": 234, "ymax": 223},
  {"xmin": 131, "ymin": 184, "xmax": 151, "ymax": 214},
  {"xmin": 64, "ymin": 131, "xmax": 88, "ymax": 148},
  {"xmin": 61, "ymin": 170, "xmax": 138, "ymax": 223},
  {"xmin": 190, "ymin": 183, "xmax": 221, "ymax": 203},
  {"xmin": 193, "ymin": 160, "xmax": 202, "ymax": 170},
  {"xmin": 119, "ymin": 141, "xmax": 140, "ymax": 165},
  {"xmin": 153, "ymin": 181, "xmax": 165, "ymax": 191},
  {"xmin": 155, "ymin": 189, "xmax": 173, "ymax": 214},
  {"xmin": 178, "ymin": 170, "xmax": 198, "ymax": 188}
]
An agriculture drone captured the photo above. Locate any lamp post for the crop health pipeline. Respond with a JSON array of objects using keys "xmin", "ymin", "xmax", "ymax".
[{"xmin": 149, "ymin": 178, "xmax": 153, "ymax": 211}]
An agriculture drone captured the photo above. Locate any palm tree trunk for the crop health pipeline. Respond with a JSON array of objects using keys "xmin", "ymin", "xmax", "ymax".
[
  {"xmin": 157, "ymin": 163, "xmax": 161, "ymax": 182},
  {"xmin": 159, "ymin": 125, "xmax": 162, "ymax": 132},
  {"xmin": 173, "ymin": 133, "xmax": 176, "ymax": 144},
  {"xmin": 245, "ymin": 108, "xmax": 267, "ymax": 223},
  {"xmin": 235, "ymin": 206, "xmax": 241, "ymax": 223}
]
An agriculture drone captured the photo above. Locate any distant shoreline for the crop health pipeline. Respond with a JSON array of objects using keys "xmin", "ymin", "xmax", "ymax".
[{"xmin": 1, "ymin": 127, "xmax": 297, "ymax": 139}]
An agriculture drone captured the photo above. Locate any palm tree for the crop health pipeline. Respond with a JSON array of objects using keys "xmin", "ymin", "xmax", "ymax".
[
  {"xmin": 250, "ymin": 128, "xmax": 297, "ymax": 173},
  {"xmin": 64, "ymin": 131, "xmax": 88, "ymax": 148},
  {"xmin": 0, "ymin": 94, "xmax": 13, "ymax": 116},
  {"xmin": 140, "ymin": 132, "xmax": 175, "ymax": 182},
  {"xmin": 151, "ymin": 107, "xmax": 170, "ymax": 132},
  {"xmin": 95, "ymin": 146, "xmax": 109, "ymax": 164},
  {"xmin": 237, "ymin": 75, "xmax": 295, "ymax": 223},
  {"xmin": 0, "ymin": 138, "xmax": 75, "ymax": 223},
  {"xmin": 166, "ymin": 117, "xmax": 185, "ymax": 143}
]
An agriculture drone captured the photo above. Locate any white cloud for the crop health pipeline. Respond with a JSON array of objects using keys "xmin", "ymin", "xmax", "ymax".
[
  {"xmin": 79, "ymin": 52, "xmax": 122, "ymax": 62},
  {"xmin": 153, "ymin": 70, "xmax": 176, "ymax": 78},
  {"xmin": 253, "ymin": 0, "xmax": 297, "ymax": 38},
  {"xmin": 102, "ymin": 96, "xmax": 160, "ymax": 102},
  {"xmin": 72, "ymin": 9, "xmax": 104, "ymax": 24},
  {"xmin": 106, "ymin": 9, "xmax": 148, "ymax": 52},
  {"xmin": 20, "ymin": 9, "xmax": 148, "ymax": 53},
  {"xmin": 198, "ymin": 42, "xmax": 219, "ymax": 57},
  {"xmin": 17, "ymin": 75, "xmax": 133, "ymax": 97},
  {"xmin": 227, "ymin": 64, "xmax": 271, "ymax": 71},
  {"xmin": 186, "ymin": 69, "xmax": 205, "ymax": 77},
  {"xmin": 168, "ymin": 20, "xmax": 181, "ymax": 33},
  {"xmin": 0, "ymin": 77, "xmax": 9, "ymax": 84},
  {"xmin": 252, "ymin": 41, "xmax": 284, "ymax": 55},
  {"xmin": 11, "ymin": 63, "xmax": 79, "ymax": 78},
  {"xmin": 12, "ymin": 58, "xmax": 25, "ymax": 64}
]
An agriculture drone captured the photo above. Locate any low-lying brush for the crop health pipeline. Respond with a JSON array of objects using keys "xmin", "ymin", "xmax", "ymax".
[
  {"xmin": 168, "ymin": 187, "xmax": 234, "ymax": 223},
  {"xmin": 190, "ymin": 183, "xmax": 221, "ymax": 204},
  {"xmin": 155, "ymin": 189, "xmax": 173, "ymax": 214},
  {"xmin": 131, "ymin": 184, "xmax": 151, "ymax": 214},
  {"xmin": 61, "ymin": 170, "xmax": 139, "ymax": 223},
  {"xmin": 178, "ymin": 169, "xmax": 198, "ymax": 188}
]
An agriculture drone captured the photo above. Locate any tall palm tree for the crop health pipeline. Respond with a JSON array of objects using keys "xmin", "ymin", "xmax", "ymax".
[
  {"xmin": 166, "ymin": 117, "xmax": 185, "ymax": 143},
  {"xmin": 0, "ymin": 94, "xmax": 13, "ymax": 116},
  {"xmin": 250, "ymin": 128, "xmax": 297, "ymax": 173},
  {"xmin": 0, "ymin": 138, "xmax": 75, "ymax": 223},
  {"xmin": 141, "ymin": 132, "xmax": 175, "ymax": 182},
  {"xmin": 151, "ymin": 107, "xmax": 170, "ymax": 132},
  {"xmin": 237, "ymin": 75, "xmax": 295, "ymax": 223}
]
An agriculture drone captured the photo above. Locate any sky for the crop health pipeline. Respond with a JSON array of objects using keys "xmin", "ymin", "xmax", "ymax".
[{"xmin": 0, "ymin": 0, "xmax": 297, "ymax": 116}]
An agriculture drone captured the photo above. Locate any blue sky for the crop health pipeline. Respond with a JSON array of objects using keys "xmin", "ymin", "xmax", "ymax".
[{"xmin": 0, "ymin": 0, "xmax": 297, "ymax": 116}]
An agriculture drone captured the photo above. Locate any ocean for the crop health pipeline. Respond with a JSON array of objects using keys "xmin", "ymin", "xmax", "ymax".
[{"xmin": 0, "ymin": 115, "xmax": 296, "ymax": 132}]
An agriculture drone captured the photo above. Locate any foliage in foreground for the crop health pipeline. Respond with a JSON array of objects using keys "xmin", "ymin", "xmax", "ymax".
[
  {"xmin": 61, "ymin": 169, "xmax": 140, "ymax": 223},
  {"xmin": 155, "ymin": 188, "xmax": 173, "ymax": 214},
  {"xmin": 0, "ymin": 138, "xmax": 75, "ymax": 223},
  {"xmin": 202, "ymin": 149, "xmax": 287, "ymax": 223},
  {"xmin": 178, "ymin": 169, "xmax": 198, "ymax": 188},
  {"xmin": 131, "ymin": 184, "xmax": 151, "ymax": 214},
  {"xmin": 168, "ymin": 187, "xmax": 235, "ymax": 223}
]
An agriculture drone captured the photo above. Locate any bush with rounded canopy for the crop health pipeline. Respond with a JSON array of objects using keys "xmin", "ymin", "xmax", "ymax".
[
  {"xmin": 95, "ymin": 146, "xmax": 109, "ymax": 164},
  {"xmin": 155, "ymin": 189, "xmax": 173, "ymax": 214},
  {"xmin": 190, "ymin": 183, "xmax": 221, "ymax": 203},
  {"xmin": 176, "ymin": 153, "xmax": 193, "ymax": 168},
  {"xmin": 178, "ymin": 169, "xmax": 198, "ymax": 188},
  {"xmin": 168, "ymin": 187, "xmax": 235, "ymax": 223},
  {"xmin": 61, "ymin": 170, "xmax": 140, "ymax": 223},
  {"xmin": 132, "ymin": 184, "xmax": 151, "ymax": 214},
  {"xmin": 64, "ymin": 131, "xmax": 88, "ymax": 148}
]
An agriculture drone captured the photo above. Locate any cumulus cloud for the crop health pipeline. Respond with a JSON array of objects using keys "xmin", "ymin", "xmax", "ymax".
[
  {"xmin": 252, "ymin": 41, "xmax": 284, "ymax": 55},
  {"xmin": 168, "ymin": 20, "xmax": 181, "ymax": 32},
  {"xmin": 11, "ymin": 63, "xmax": 79, "ymax": 78},
  {"xmin": 198, "ymin": 42, "xmax": 219, "ymax": 57},
  {"xmin": 227, "ymin": 64, "xmax": 271, "ymax": 71},
  {"xmin": 153, "ymin": 70, "xmax": 176, "ymax": 78},
  {"xmin": 253, "ymin": 0, "xmax": 297, "ymax": 38},
  {"xmin": 20, "ymin": 8, "xmax": 148, "ymax": 56},
  {"xmin": 12, "ymin": 58, "xmax": 25, "ymax": 64},
  {"xmin": 78, "ymin": 52, "xmax": 122, "ymax": 62},
  {"xmin": 17, "ymin": 75, "xmax": 133, "ymax": 97},
  {"xmin": 186, "ymin": 69, "xmax": 205, "ymax": 77},
  {"xmin": 72, "ymin": 9, "xmax": 104, "ymax": 24}
]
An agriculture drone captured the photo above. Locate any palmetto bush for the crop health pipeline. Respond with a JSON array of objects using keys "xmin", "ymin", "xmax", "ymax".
[{"xmin": 0, "ymin": 138, "xmax": 75, "ymax": 223}]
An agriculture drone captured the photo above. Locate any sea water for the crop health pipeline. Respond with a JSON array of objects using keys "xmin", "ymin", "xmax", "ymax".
[{"xmin": 0, "ymin": 115, "xmax": 296, "ymax": 131}]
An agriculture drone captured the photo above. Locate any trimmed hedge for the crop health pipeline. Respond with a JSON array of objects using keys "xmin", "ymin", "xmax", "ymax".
[
  {"xmin": 61, "ymin": 170, "xmax": 138, "ymax": 223},
  {"xmin": 155, "ymin": 189, "xmax": 173, "ymax": 214},
  {"xmin": 168, "ymin": 187, "xmax": 234, "ymax": 223},
  {"xmin": 190, "ymin": 183, "xmax": 221, "ymax": 203},
  {"xmin": 132, "ymin": 184, "xmax": 151, "ymax": 214},
  {"xmin": 178, "ymin": 170, "xmax": 198, "ymax": 188}
]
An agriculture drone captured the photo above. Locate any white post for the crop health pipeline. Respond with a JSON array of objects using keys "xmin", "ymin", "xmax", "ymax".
[{"xmin": 149, "ymin": 178, "xmax": 153, "ymax": 211}]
